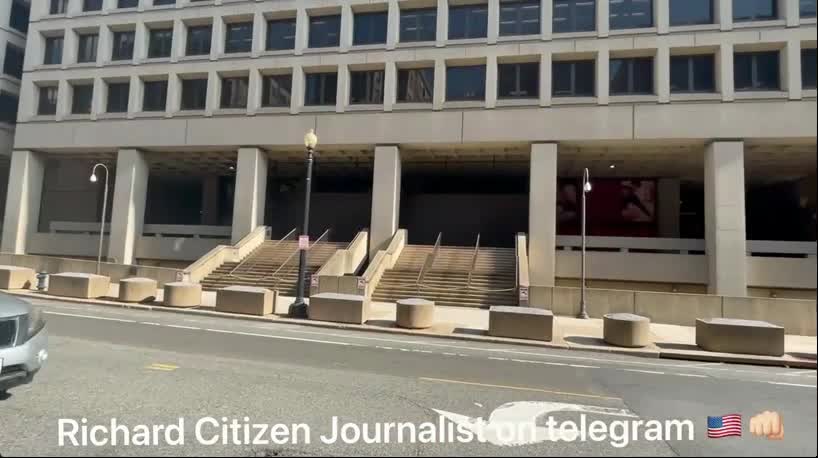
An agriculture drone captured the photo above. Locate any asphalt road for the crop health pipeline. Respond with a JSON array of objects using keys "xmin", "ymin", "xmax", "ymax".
[{"xmin": 0, "ymin": 298, "xmax": 815, "ymax": 456}]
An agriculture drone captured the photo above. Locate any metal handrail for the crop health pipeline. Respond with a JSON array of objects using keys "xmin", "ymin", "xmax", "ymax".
[
  {"xmin": 228, "ymin": 227, "xmax": 297, "ymax": 276},
  {"xmin": 466, "ymin": 233, "xmax": 481, "ymax": 288},
  {"xmin": 416, "ymin": 232, "xmax": 442, "ymax": 293},
  {"xmin": 272, "ymin": 228, "xmax": 332, "ymax": 290}
]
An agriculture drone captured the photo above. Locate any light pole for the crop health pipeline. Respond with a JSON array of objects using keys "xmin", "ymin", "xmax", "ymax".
[
  {"xmin": 578, "ymin": 167, "xmax": 592, "ymax": 319},
  {"xmin": 89, "ymin": 163, "xmax": 110, "ymax": 275},
  {"xmin": 289, "ymin": 129, "xmax": 318, "ymax": 318}
]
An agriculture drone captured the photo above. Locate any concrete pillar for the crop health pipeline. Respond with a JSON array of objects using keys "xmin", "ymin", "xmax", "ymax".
[
  {"xmin": 540, "ymin": 51, "xmax": 552, "ymax": 106},
  {"xmin": 657, "ymin": 178, "xmax": 680, "ymax": 238},
  {"xmin": 485, "ymin": 56, "xmax": 497, "ymax": 108},
  {"xmin": 785, "ymin": 0, "xmax": 800, "ymax": 27},
  {"xmin": 1, "ymin": 151, "xmax": 46, "ymax": 254},
  {"xmin": 201, "ymin": 176, "xmax": 220, "ymax": 225},
  {"xmin": 386, "ymin": 0, "xmax": 400, "ymax": 50},
  {"xmin": 705, "ymin": 140, "xmax": 747, "ymax": 297},
  {"xmin": 167, "ymin": 73, "xmax": 181, "ymax": 114},
  {"xmin": 336, "ymin": 64, "xmax": 349, "ymax": 112},
  {"xmin": 433, "ymin": 59, "xmax": 446, "ymax": 109},
  {"xmin": 98, "ymin": 25, "xmax": 112, "ymax": 64},
  {"xmin": 91, "ymin": 77, "xmax": 105, "ymax": 119},
  {"xmin": 657, "ymin": 45, "xmax": 670, "ymax": 103},
  {"xmin": 718, "ymin": 42, "xmax": 735, "ymax": 102},
  {"xmin": 171, "ymin": 18, "xmax": 184, "ymax": 62},
  {"xmin": 785, "ymin": 39, "xmax": 802, "ymax": 100},
  {"xmin": 370, "ymin": 145, "xmax": 401, "ymax": 258},
  {"xmin": 231, "ymin": 147, "xmax": 268, "ymax": 243},
  {"xmin": 55, "ymin": 80, "xmax": 71, "ymax": 120},
  {"xmin": 295, "ymin": 8, "xmax": 309, "ymax": 55},
  {"xmin": 597, "ymin": 0, "xmax": 610, "ymax": 37},
  {"xmin": 127, "ymin": 74, "xmax": 141, "ymax": 117},
  {"xmin": 252, "ymin": 11, "xmax": 265, "ymax": 56},
  {"xmin": 384, "ymin": 61, "xmax": 397, "ymax": 111},
  {"xmin": 290, "ymin": 66, "xmax": 304, "ymax": 114},
  {"xmin": 205, "ymin": 70, "xmax": 219, "ymax": 115},
  {"xmin": 436, "ymin": 0, "xmax": 448, "ymax": 46},
  {"xmin": 487, "ymin": 0, "xmax": 500, "ymax": 44},
  {"xmin": 529, "ymin": 143, "xmax": 558, "ymax": 288},
  {"xmin": 64, "ymin": 28, "xmax": 78, "ymax": 65},
  {"xmin": 718, "ymin": 0, "xmax": 733, "ymax": 31},
  {"xmin": 656, "ymin": 0, "xmax": 669, "ymax": 34},
  {"xmin": 134, "ymin": 21, "xmax": 148, "ymax": 62},
  {"xmin": 597, "ymin": 46, "xmax": 610, "ymax": 105},
  {"xmin": 108, "ymin": 149, "xmax": 149, "ymax": 265},
  {"xmin": 247, "ymin": 68, "xmax": 262, "ymax": 114},
  {"xmin": 340, "ymin": 4, "xmax": 353, "ymax": 52},
  {"xmin": 211, "ymin": 16, "xmax": 225, "ymax": 58},
  {"xmin": 541, "ymin": 0, "xmax": 553, "ymax": 41}
]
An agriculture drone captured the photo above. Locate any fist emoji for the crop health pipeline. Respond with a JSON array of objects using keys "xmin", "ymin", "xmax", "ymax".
[{"xmin": 749, "ymin": 411, "xmax": 784, "ymax": 440}]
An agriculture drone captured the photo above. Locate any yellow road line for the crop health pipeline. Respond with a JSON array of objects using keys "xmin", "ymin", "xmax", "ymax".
[
  {"xmin": 418, "ymin": 377, "xmax": 621, "ymax": 401},
  {"xmin": 146, "ymin": 363, "xmax": 179, "ymax": 371}
]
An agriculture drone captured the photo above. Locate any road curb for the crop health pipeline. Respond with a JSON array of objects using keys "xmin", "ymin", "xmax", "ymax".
[{"xmin": 8, "ymin": 289, "xmax": 816, "ymax": 368}]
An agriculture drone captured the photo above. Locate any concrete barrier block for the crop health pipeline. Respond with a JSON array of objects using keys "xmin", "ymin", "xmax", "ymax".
[
  {"xmin": 603, "ymin": 313, "xmax": 651, "ymax": 348},
  {"xmin": 722, "ymin": 296, "xmax": 817, "ymax": 336},
  {"xmin": 552, "ymin": 287, "xmax": 635, "ymax": 318},
  {"xmin": 489, "ymin": 306, "xmax": 553, "ymax": 341},
  {"xmin": 0, "ymin": 265, "xmax": 36, "ymax": 290},
  {"xmin": 696, "ymin": 318, "xmax": 785, "ymax": 356},
  {"xmin": 163, "ymin": 282, "xmax": 202, "ymax": 308},
  {"xmin": 396, "ymin": 298, "xmax": 435, "ymax": 329},
  {"xmin": 634, "ymin": 291, "xmax": 722, "ymax": 327},
  {"xmin": 118, "ymin": 277, "xmax": 158, "ymax": 303},
  {"xmin": 309, "ymin": 293, "xmax": 370, "ymax": 324},
  {"xmin": 48, "ymin": 273, "xmax": 111, "ymax": 299},
  {"xmin": 216, "ymin": 286, "xmax": 276, "ymax": 316}
]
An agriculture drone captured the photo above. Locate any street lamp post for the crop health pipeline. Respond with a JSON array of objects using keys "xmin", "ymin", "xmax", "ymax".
[
  {"xmin": 289, "ymin": 129, "xmax": 318, "ymax": 318},
  {"xmin": 578, "ymin": 167, "xmax": 592, "ymax": 319},
  {"xmin": 89, "ymin": 163, "xmax": 110, "ymax": 275}
]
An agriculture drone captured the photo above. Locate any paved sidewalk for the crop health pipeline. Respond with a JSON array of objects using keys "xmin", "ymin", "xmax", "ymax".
[{"xmin": 6, "ymin": 284, "xmax": 817, "ymax": 369}]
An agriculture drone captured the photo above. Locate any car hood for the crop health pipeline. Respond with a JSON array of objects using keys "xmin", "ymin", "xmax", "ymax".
[{"xmin": 0, "ymin": 292, "xmax": 33, "ymax": 318}]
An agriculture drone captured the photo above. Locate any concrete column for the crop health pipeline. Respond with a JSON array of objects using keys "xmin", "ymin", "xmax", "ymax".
[
  {"xmin": 657, "ymin": 178, "xmax": 680, "ymax": 238},
  {"xmin": 134, "ymin": 21, "xmax": 148, "ymax": 61},
  {"xmin": 295, "ymin": 8, "xmax": 309, "ymax": 55},
  {"xmin": 290, "ymin": 66, "xmax": 304, "ymax": 114},
  {"xmin": 247, "ymin": 68, "xmax": 262, "ymax": 114},
  {"xmin": 597, "ymin": 0, "xmax": 610, "ymax": 37},
  {"xmin": 171, "ymin": 18, "xmax": 184, "ymax": 62},
  {"xmin": 785, "ymin": 0, "xmax": 800, "ymax": 27},
  {"xmin": 386, "ymin": 0, "xmax": 400, "ymax": 49},
  {"xmin": 201, "ymin": 176, "xmax": 220, "ymax": 225},
  {"xmin": 1, "ymin": 151, "xmax": 46, "ymax": 254},
  {"xmin": 252, "ymin": 11, "xmax": 265, "ymax": 56},
  {"xmin": 529, "ymin": 143, "xmax": 558, "ymax": 288},
  {"xmin": 384, "ymin": 61, "xmax": 397, "ymax": 111},
  {"xmin": 597, "ymin": 46, "xmax": 610, "ymax": 105},
  {"xmin": 55, "ymin": 80, "xmax": 71, "ymax": 120},
  {"xmin": 370, "ymin": 145, "xmax": 401, "ymax": 258},
  {"xmin": 67, "ymin": 0, "xmax": 83, "ymax": 16},
  {"xmin": 718, "ymin": 0, "xmax": 733, "ymax": 31},
  {"xmin": 127, "ymin": 74, "xmax": 141, "ymax": 117},
  {"xmin": 211, "ymin": 16, "xmax": 225, "ymax": 58},
  {"xmin": 340, "ymin": 4, "xmax": 353, "ymax": 52},
  {"xmin": 541, "ymin": 0, "xmax": 553, "ymax": 40},
  {"xmin": 540, "ymin": 51, "xmax": 552, "ymax": 106},
  {"xmin": 718, "ymin": 42, "xmax": 735, "ymax": 102},
  {"xmin": 487, "ymin": 0, "xmax": 500, "ymax": 44},
  {"xmin": 705, "ymin": 140, "xmax": 747, "ymax": 297},
  {"xmin": 167, "ymin": 73, "xmax": 181, "ymax": 114},
  {"xmin": 205, "ymin": 70, "xmax": 220, "ymax": 115},
  {"xmin": 656, "ymin": 0, "xmax": 669, "ymax": 34},
  {"xmin": 231, "ymin": 147, "xmax": 268, "ymax": 244},
  {"xmin": 657, "ymin": 45, "xmax": 670, "ymax": 103},
  {"xmin": 108, "ymin": 149, "xmax": 149, "ymax": 265},
  {"xmin": 90, "ymin": 77, "xmax": 105, "ymax": 120},
  {"xmin": 98, "ymin": 25, "xmax": 112, "ymax": 64},
  {"xmin": 64, "ymin": 28, "xmax": 78, "ymax": 65},
  {"xmin": 785, "ymin": 39, "xmax": 803, "ymax": 100},
  {"xmin": 436, "ymin": 0, "xmax": 448, "ymax": 46},
  {"xmin": 433, "ymin": 59, "xmax": 446, "ymax": 109},
  {"xmin": 336, "ymin": 64, "xmax": 349, "ymax": 112},
  {"xmin": 485, "ymin": 56, "xmax": 497, "ymax": 108}
]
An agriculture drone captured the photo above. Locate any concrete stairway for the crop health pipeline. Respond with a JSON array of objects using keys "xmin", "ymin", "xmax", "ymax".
[
  {"xmin": 200, "ymin": 240, "xmax": 346, "ymax": 296},
  {"xmin": 371, "ymin": 244, "xmax": 518, "ymax": 308}
]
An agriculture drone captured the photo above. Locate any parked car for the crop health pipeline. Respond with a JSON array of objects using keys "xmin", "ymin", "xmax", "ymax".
[{"xmin": 0, "ymin": 293, "xmax": 48, "ymax": 396}]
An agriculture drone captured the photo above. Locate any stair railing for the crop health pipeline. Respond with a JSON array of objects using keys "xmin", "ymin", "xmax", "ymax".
[
  {"xmin": 228, "ymin": 227, "xmax": 297, "ymax": 277},
  {"xmin": 272, "ymin": 228, "xmax": 332, "ymax": 290},
  {"xmin": 465, "ymin": 233, "xmax": 481, "ymax": 289},
  {"xmin": 415, "ymin": 232, "xmax": 442, "ymax": 294}
]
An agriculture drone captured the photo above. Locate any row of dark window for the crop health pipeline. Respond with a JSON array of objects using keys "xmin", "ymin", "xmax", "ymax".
[
  {"xmin": 35, "ymin": 49, "xmax": 818, "ymax": 116},
  {"xmin": 0, "ymin": 91, "xmax": 19, "ymax": 124},
  {"xmin": 9, "ymin": 0, "xmax": 30, "ymax": 34}
]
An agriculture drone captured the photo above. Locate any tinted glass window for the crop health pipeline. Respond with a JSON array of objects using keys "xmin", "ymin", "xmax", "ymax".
[
  {"xmin": 610, "ymin": 0, "xmax": 653, "ymax": 29},
  {"xmin": 400, "ymin": 8, "xmax": 437, "ymax": 42},
  {"xmin": 354, "ymin": 12, "xmax": 388, "ymax": 45},
  {"xmin": 499, "ymin": 0, "xmax": 540, "ymax": 36},
  {"xmin": 304, "ymin": 73, "xmax": 338, "ymax": 105},
  {"xmin": 71, "ymin": 84, "xmax": 93, "ymax": 114},
  {"xmin": 498, "ymin": 62, "xmax": 539, "ymax": 98},
  {"xmin": 449, "ymin": 5, "xmax": 488, "ymax": 39},
  {"xmin": 143, "ymin": 80, "xmax": 168, "ymax": 111},
  {"xmin": 83, "ymin": 0, "xmax": 102, "ymax": 12},
  {"xmin": 51, "ymin": 0, "xmax": 69, "ymax": 14},
  {"xmin": 225, "ymin": 22, "xmax": 253, "ymax": 53},
  {"xmin": 44, "ymin": 36, "xmax": 64, "ymax": 65},
  {"xmin": 803, "ymin": 49, "xmax": 817, "ymax": 89},
  {"xmin": 733, "ymin": 0, "xmax": 777, "ymax": 21},
  {"xmin": 186, "ymin": 25, "xmax": 212, "ymax": 55},
  {"xmin": 554, "ymin": 0, "xmax": 596, "ymax": 33},
  {"xmin": 267, "ymin": 19, "xmax": 296, "ymax": 50},
  {"xmin": 670, "ymin": 0, "xmax": 713, "ymax": 26},
  {"xmin": 118, "ymin": 0, "xmax": 138, "ymax": 7},
  {"xmin": 112, "ymin": 31, "xmax": 135, "ymax": 61},
  {"xmin": 107, "ymin": 82, "xmax": 130, "ymax": 113},
  {"xmin": 446, "ymin": 65, "xmax": 485, "ymax": 101},
  {"xmin": 350, "ymin": 70, "xmax": 385, "ymax": 104},
  {"xmin": 0, "ymin": 91, "xmax": 19, "ymax": 124},
  {"xmin": 154, "ymin": 0, "xmax": 176, "ymax": 5},
  {"xmin": 309, "ymin": 15, "xmax": 341, "ymax": 48},
  {"xmin": 397, "ymin": 68, "xmax": 434, "ymax": 103},
  {"xmin": 261, "ymin": 74, "xmax": 292, "ymax": 107},
  {"xmin": 181, "ymin": 78, "xmax": 208, "ymax": 110},
  {"xmin": 38, "ymin": 86, "xmax": 58, "ymax": 115},
  {"xmin": 77, "ymin": 33, "xmax": 99, "ymax": 63},
  {"xmin": 148, "ymin": 29, "xmax": 173, "ymax": 58},
  {"xmin": 734, "ymin": 51, "xmax": 780, "ymax": 90},
  {"xmin": 553, "ymin": 60, "xmax": 595, "ymax": 96},
  {"xmin": 802, "ymin": 0, "xmax": 817, "ymax": 17},
  {"xmin": 610, "ymin": 57, "xmax": 653, "ymax": 94},
  {"xmin": 10, "ymin": 0, "xmax": 30, "ymax": 33},
  {"xmin": 3, "ymin": 44, "xmax": 24, "ymax": 79},
  {"xmin": 670, "ymin": 55, "xmax": 715, "ymax": 92},
  {"xmin": 220, "ymin": 77, "xmax": 249, "ymax": 108}
]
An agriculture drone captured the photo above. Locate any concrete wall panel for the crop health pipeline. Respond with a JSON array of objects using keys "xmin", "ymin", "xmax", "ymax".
[{"xmin": 634, "ymin": 291, "xmax": 723, "ymax": 327}]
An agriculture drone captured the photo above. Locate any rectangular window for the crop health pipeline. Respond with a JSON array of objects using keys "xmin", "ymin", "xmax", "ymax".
[
  {"xmin": 143, "ymin": 80, "xmax": 168, "ymax": 111},
  {"xmin": 802, "ymin": 0, "xmax": 817, "ymax": 18},
  {"xmin": 261, "ymin": 74, "xmax": 292, "ymax": 107},
  {"xmin": 803, "ymin": 49, "xmax": 817, "ymax": 89},
  {"xmin": 500, "ymin": 0, "xmax": 540, "ymax": 36},
  {"xmin": 734, "ymin": 51, "xmax": 780, "ymax": 91},
  {"xmin": 733, "ymin": 0, "xmax": 777, "ymax": 22},
  {"xmin": 610, "ymin": 0, "xmax": 653, "ymax": 29},
  {"xmin": 153, "ymin": 0, "xmax": 176, "ymax": 6},
  {"xmin": 10, "ymin": 0, "xmax": 30, "ymax": 33},
  {"xmin": 77, "ymin": 33, "xmax": 99, "ymax": 63},
  {"xmin": 553, "ymin": 0, "xmax": 596, "ymax": 33},
  {"xmin": 309, "ymin": 15, "xmax": 341, "ymax": 48},
  {"xmin": 349, "ymin": 70, "xmax": 385, "ymax": 104},
  {"xmin": 449, "ymin": 5, "xmax": 488, "ymax": 39},
  {"xmin": 38, "ymin": 86, "xmax": 58, "ymax": 115},
  {"xmin": 670, "ymin": 0, "xmax": 713, "ymax": 26},
  {"xmin": 397, "ymin": 68, "xmax": 434, "ymax": 103},
  {"xmin": 225, "ymin": 22, "xmax": 253, "ymax": 53},
  {"xmin": 112, "ymin": 31, "xmax": 135, "ymax": 61},
  {"xmin": 670, "ymin": 54, "xmax": 715, "ymax": 93},
  {"xmin": 354, "ymin": 12, "xmax": 388, "ymax": 45},
  {"xmin": 553, "ymin": 60, "xmax": 595, "ymax": 96},
  {"xmin": 107, "ymin": 82, "xmax": 130, "ymax": 112},
  {"xmin": 400, "ymin": 8, "xmax": 437, "ymax": 42},
  {"xmin": 0, "ymin": 91, "xmax": 19, "ymax": 124},
  {"xmin": 71, "ymin": 84, "xmax": 93, "ymax": 114},
  {"xmin": 220, "ymin": 76, "xmax": 249, "ymax": 108},
  {"xmin": 118, "ymin": 0, "xmax": 138, "ymax": 8},
  {"xmin": 266, "ymin": 18, "xmax": 296, "ymax": 50},
  {"xmin": 186, "ymin": 25, "xmax": 212, "ymax": 55},
  {"xmin": 304, "ymin": 72, "xmax": 338, "ymax": 105},
  {"xmin": 610, "ymin": 57, "xmax": 653, "ymax": 94},
  {"xmin": 83, "ymin": 0, "xmax": 103, "ymax": 12},
  {"xmin": 148, "ymin": 28, "xmax": 173, "ymax": 58},
  {"xmin": 50, "ymin": 0, "xmax": 69, "ymax": 15},
  {"xmin": 3, "ymin": 44, "xmax": 24, "ymax": 79},
  {"xmin": 498, "ymin": 62, "xmax": 539, "ymax": 98},
  {"xmin": 44, "ymin": 36, "xmax": 64, "ymax": 65},
  {"xmin": 181, "ymin": 78, "xmax": 208, "ymax": 110},
  {"xmin": 446, "ymin": 65, "xmax": 486, "ymax": 101}
]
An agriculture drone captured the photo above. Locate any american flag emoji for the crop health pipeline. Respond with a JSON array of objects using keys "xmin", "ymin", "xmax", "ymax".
[{"xmin": 707, "ymin": 414, "xmax": 743, "ymax": 438}]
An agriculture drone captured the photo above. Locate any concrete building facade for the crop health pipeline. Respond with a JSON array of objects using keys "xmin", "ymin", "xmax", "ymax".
[{"xmin": 1, "ymin": 0, "xmax": 816, "ymax": 298}]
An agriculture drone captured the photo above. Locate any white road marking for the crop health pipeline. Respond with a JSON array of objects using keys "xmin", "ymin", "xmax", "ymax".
[
  {"xmin": 140, "ymin": 322, "xmax": 162, "ymax": 326},
  {"xmin": 673, "ymin": 373, "xmax": 708, "ymax": 378},
  {"xmin": 767, "ymin": 381, "xmax": 817, "ymax": 388},
  {"xmin": 570, "ymin": 364, "xmax": 600, "ymax": 369},
  {"xmin": 442, "ymin": 352, "xmax": 457, "ymax": 356},
  {"xmin": 164, "ymin": 324, "xmax": 201, "ymax": 331},
  {"xmin": 44, "ymin": 311, "xmax": 136, "ymax": 323},
  {"xmin": 511, "ymin": 359, "xmax": 568, "ymax": 367},
  {"xmin": 623, "ymin": 369, "xmax": 665, "ymax": 375},
  {"xmin": 488, "ymin": 357, "xmax": 509, "ymax": 361},
  {"xmin": 200, "ymin": 328, "xmax": 359, "ymax": 346}
]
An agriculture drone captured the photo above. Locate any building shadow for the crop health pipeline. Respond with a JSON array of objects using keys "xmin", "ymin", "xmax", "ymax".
[
  {"xmin": 563, "ymin": 335, "xmax": 609, "ymax": 347},
  {"xmin": 364, "ymin": 319, "xmax": 397, "ymax": 328},
  {"xmin": 454, "ymin": 327, "xmax": 486, "ymax": 336},
  {"xmin": 654, "ymin": 342, "xmax": 701, "ymax": 351},
  {"xmin": 787, "ymin": 352, "xmax": 817, "ymax": 360}
]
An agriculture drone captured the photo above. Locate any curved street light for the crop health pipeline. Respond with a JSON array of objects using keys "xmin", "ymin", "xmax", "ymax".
[
  {"xmin": 289, "ymin": 129, "xmax": 318, "ymax": 318},
  {"xmin": 89, "ymin": 163, "xmax": 110, "ymax": 275}
]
